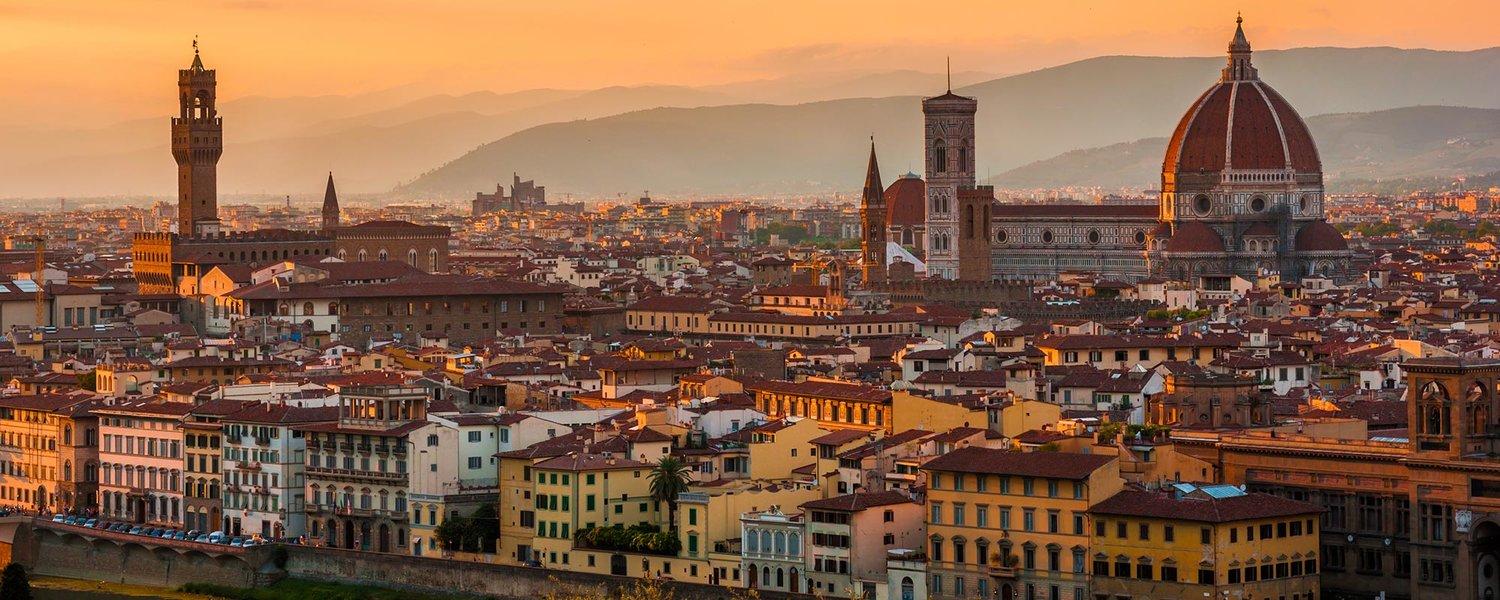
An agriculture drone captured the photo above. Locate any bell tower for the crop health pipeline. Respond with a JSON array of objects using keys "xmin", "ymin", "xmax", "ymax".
[
  {"xmin": 173, "ymin": 39, "xmax": 223, "ymax": 237},
  {"xmin": 860, "ymin": 138, "xmax": 887, "ymax": 284},
  {"xmin": 921, "ymin": 64, "xmax": 977, "ymax": 280}
]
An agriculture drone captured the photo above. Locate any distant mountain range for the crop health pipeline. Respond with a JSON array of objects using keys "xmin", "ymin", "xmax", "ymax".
[
  {"xmin": 994, "ymin": 106, "xmax": 1500, "ymax": 190},
  {"xmin": 398, "ymin": 47, "xmax": 1500, "ymax": 197},
  {"xmin": 0, "ymin": 69, "xmax": 994, "ymax": 199},
  {"xmin": 2, "ymin": 46, "xmax": 1496, "ymax": 199}
]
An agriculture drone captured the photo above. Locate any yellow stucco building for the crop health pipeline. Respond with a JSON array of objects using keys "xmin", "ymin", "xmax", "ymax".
[{"xmin": 1089, "ymin": 484, "xmax": 1322, "ymax": 600}]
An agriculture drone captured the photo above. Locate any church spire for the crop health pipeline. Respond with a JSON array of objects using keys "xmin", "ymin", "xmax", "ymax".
[
  {"xmin": 321, "ymin": 171, "xmax": 340, "ymax": 231},
  {"xmin": 1222, "ymin": 14, "xmax": 1258, "ymax": 82},
  {"xmin": 863, "ymin": 137, "xmax": 884, "ymax": 207}
]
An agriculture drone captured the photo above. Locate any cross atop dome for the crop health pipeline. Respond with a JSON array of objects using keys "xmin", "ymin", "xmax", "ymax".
[{"xmin": 1222, "ymin": 15, "xmax": 1257, "ymax": 82}]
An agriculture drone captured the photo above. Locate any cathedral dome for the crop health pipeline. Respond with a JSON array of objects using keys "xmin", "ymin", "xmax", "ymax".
[
  {"xmin": 884, "ymin": 175, "xmax": 926, "ymax": 228},
  {"xmin": 1294, "ymin": 220, "xmax": 1348, "ymax": 252},
  {"xmin": 1162, "ymin": 18, "xmax": 1321, "ymax": 176},
  {"xmin": 1165, "ymin": 222, "xmax": 1225, "ymax": 253}
]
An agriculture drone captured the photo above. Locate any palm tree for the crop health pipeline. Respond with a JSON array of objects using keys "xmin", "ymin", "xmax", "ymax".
[{"xmin": 648, "ymin": 456, "xmax": 692, "ymax": 532}]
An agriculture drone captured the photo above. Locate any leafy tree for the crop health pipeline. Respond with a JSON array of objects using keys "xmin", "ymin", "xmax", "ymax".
[
  {"xmin": 648, "ymin": 456, "xmax": 692, "ymax": 532},
  {"xmin": 0, "ymin": 563, "xmax": 31, "ymax": 600},
  {"xmin": 433, "ymin": 515, "xmax": 468, "ymax": 551},
  {"xmin": 76, "ymin": 370, "xmax": 97, "ymax": 392}
]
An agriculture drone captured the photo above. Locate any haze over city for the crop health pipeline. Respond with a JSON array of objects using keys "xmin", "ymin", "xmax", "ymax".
[{"xmin": 0, "ymin": 4, "xmax": 1499, "ymax": 600}]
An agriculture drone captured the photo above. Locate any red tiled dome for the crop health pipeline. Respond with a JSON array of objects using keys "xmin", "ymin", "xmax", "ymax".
[
  {"xmin": 1162, "ymin": 20, "xmax": 1321, "ymax": 175},
  {"xmin": 1165, "ymin": 222, "xmax": 1225, "ymax": 253},
  {"xmin": 884, "ymin": 175, "xmax": 926, "ymax": 228},
  {"xmin": 1294, "ymin": 220, "xmax": 1347, "ymax": 252}
]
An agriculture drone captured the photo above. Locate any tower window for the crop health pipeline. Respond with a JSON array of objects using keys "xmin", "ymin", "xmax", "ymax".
[
  {"xmin": 933, "ymin": 139, "xmax": 947, "ymax": 174},
  {"xmin": 1250, "ymin": 196, "xmax": 1266, "ymax": 212}
]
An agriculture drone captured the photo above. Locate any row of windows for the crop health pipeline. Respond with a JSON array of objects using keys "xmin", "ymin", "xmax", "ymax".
[
  {"xmin": 1094, "ymin": 518, "xmax": 1314, "ymax": 543},
  {"xmin": 930, "ymin": 473, "xmax": 1085, "ymax": 499},
  {"xmin": 931, "ymin": 503, "xmax": 1085, "ymax": 534}
]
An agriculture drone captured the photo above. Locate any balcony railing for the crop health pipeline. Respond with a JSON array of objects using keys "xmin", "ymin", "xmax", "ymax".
[{"xmin": 305, "ymin": 465, "xmax": 406, "ymax": 483}]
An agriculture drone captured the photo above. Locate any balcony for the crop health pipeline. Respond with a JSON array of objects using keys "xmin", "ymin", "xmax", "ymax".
[
  {"xmin": 356, "ymin": 443, "xmax": 373, "ymax": 455},
  {"xmin": 239, "ymin": 461, "xmax": 262, "ymax": 472},
  {"xmin": 305, "ymin": 464, "xmax": 406, "ymax": 484},
  {"xmin": 306, "ymin": 439, "xmax": 322, "ymax": 451},
  {"xmin": 254, "ymin": 436, "xmax": 271, "ymax": 447}
]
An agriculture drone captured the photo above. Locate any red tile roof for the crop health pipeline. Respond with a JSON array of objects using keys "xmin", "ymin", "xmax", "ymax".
[
  {"xmin": 1092, "ymin": 489, "xmax": 1321, "ymax": 523},
  {"xmin": 922, "ymin": 446, "xmax": 1114, "ymax": 480}
]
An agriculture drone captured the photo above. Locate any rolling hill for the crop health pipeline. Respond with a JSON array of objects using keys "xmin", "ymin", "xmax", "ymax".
[
  {"xmin": 3, "ymin": 47, "xmax": 1496, "ymax": 199},
  {"xmin": 993, "ymin": 106, "xmax": 1500, "ymax": 189},
  {"xmin": 399, "ymin": 47, "xmax": 1500, "ymax": 197}
]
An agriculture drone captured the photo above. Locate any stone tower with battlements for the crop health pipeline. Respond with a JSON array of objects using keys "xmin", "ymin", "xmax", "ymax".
[{"xmin": 172, "ymin": 42, "xmax": 223, "ymax": 236}]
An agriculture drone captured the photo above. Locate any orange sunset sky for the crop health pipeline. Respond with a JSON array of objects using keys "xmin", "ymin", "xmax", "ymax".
[{"xmin": 1, "ymin": 0, "xmax": 1496, "ymax": 129}]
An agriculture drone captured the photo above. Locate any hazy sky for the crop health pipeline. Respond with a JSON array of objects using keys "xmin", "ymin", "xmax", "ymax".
[{"xmin": 2, "ymin": 0, "xmax": 1496, "ymax": 129}]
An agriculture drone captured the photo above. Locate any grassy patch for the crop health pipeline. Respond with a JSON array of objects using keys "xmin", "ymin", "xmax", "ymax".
[
  {"xmin": 181, "ymin": 579, "xmax": 476, "ymax": 600},
  {"xmin": 33, "ymin": 576, "xmax": 219, "ymax": 599}
]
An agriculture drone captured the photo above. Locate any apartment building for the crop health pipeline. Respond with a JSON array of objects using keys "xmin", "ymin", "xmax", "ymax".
[
  {"xmin": 1090, "ymin": 484, "xmax": 1323, "ymax": 600},
  {"xmin": 299, "ymin": 384, "xmax": 426, "ymax": 553},
  {"xmin": 0, "ymin": 394, "xmax": 99, "ymax": 514},
  {"xmin": 222, "ymin": 403, "xmax": 337, "ymax": 539},
  {"xmin": 408, "ymin": 413, "xmax": 501, "ymax": 556},
  {"xmin": 921, "ymin": 446, "xmax": 1125, "ymax": 600},
  {"xmin": 96, "ymin": 401, "xmax": 194, "ymax": 526}
]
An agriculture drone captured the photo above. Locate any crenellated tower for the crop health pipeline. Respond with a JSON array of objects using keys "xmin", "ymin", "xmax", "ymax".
[{"xmin": 172, "ymin": 41, "xmax": 223, "ymax": 237}]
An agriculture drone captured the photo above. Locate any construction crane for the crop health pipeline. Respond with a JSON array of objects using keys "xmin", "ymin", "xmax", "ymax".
[{"xmin": 24, "ymin": 236, "xmax": 45, "ymax": 326}]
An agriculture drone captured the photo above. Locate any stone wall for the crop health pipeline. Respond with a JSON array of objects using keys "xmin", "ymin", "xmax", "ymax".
[
  {"xmin": 22, "ymin": 526, "xmax": 272, "ymax": 589},
  {"xmin": 283, "ymin": 545, "xmax": 809, "ymax": 600}
]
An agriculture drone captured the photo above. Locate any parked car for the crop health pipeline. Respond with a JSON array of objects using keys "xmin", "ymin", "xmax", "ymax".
[
  {"xmin": 207, "ymin": 531, "xmax": 226, "ymax": 544},
  {"xmin": 50, "ymin": 514, "xmax": 65, "ymax": 523},
  {"xmin": 194, "ymin": 534, "xmax": 211, "ymax": 543},
  {"xmin": 128, "ymin": 526, "xmax": 144, "ymax": 535},
  {"xmin": 84, "ymin": 519, "xmax": 98, "ymax": 528},
  {"xmin": 229, "ymin": 536, "xmax": 245, "ymax": 547}
]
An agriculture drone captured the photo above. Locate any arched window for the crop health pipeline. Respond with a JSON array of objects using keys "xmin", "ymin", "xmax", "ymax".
[
  {"xmin": 964, "ymin": 204, "xmax": 975, "ymax": 238},
  {"xmin": 302, "ymin": 302, "xmax": 315, "ymax": 316},
  {"xmin": 357, "ymin": 250, "xmax": 368, "ymax": 262},
  {"xmin": 933, "ymin": 139, "xmax": 947, "ymax": 174},
  {"xmin": 774, "ymin": 531, "xmax": 786, "ymax": 554},
  {"xmin": 408, "ymin": 249, "xmax": 418, "ymax": 266},
  {"xmin": 1420, "ymin": 381, "xmax": 1451, "ymax": 441},
  {"xmin": 747, "ymin": 529, "xmax": 759, "ymax": 552},
  {"xmin": 429, "ymin": 248, "xmax": 439, "ymax": 271},
  {"xmin": 377, "ymin": 249, "xmax": 389, "ymax": 261}
]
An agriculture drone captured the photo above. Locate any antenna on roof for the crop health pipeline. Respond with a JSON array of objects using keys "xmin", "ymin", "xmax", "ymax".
[{"xmin": 946, "ymin": 56, "xmax": 952, "ymax": 92}]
